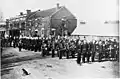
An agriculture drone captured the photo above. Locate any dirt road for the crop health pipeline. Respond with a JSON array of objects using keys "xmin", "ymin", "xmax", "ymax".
[{"xmin": 1, "ymin": 47, "xmax": 119, "ymax": 79}]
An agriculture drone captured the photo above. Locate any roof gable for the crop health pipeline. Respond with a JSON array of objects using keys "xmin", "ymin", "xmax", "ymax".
[
  {"xmin": 35, "ymin": 8, "xmax": 57, "ymax": 17},
  {"xmin": 51, "ymin": 6, "xmax": 76, "ymax": 19}
]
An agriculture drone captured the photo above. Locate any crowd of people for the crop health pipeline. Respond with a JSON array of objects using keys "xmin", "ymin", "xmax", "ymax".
[{"xmin": 1, "ymin": 35, "xmax": 119, "ymax": 64}]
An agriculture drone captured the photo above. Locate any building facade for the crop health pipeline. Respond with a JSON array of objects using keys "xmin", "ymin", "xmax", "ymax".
[
  {"xmin": 26, "ymin": 3, "xmax": 77, "ymax": 37},
  {"xmin": 7, "ymin": 3, "xmax": 77, "ymax": 37}
]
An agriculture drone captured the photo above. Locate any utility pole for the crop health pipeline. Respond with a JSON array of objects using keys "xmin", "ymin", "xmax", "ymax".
[
  {"xmin": 117, "ymin": 0, "xmax": 119, "ymax": 41},
  {"xmin": 0, "ymin": 9, "xmax": 4, "ymax": 22},
  {"xmin": 0, "ymin": 31, "xmax": 2, "ymax": 54}
]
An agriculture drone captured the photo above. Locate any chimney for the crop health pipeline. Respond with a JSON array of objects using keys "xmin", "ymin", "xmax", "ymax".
[
  {"xmin": 20, "ymin": 12, "xmax": 23, "ymax": 15},
  {"xmin": 57, "ymin": 3, "xmax": 60, "ymax": 9},
  {"xmin": 26, "ymin": 10, "xmax": 31, "ymax": 14},
  {"xmin": 38, "ymin": 9, "xmax": 40, "ymax": 11}
]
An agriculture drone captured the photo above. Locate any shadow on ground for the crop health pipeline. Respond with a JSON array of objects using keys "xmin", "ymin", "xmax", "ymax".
[
  {"xmin": 1, "ymin": 68, "xmax": 13, "ymax": 76},
  {"xmin": 1, "ymin": 53, "xmax": 17, "ymax": 59},
  {"xmin": 1, "ymin": 53, "xmax": 43, "ymax": 64}
]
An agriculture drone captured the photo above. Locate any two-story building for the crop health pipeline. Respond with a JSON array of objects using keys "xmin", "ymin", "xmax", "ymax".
[
  {"xmin": 6, "ymin": 12, "xmax": 26, "ymax": 37},
  {"xmin": 26, "ymin": 3, "xmax": 77, "ymax": 37},
  {"xmin": 7, "ymin": 3, "xmax": 77, "ymax": 37}
]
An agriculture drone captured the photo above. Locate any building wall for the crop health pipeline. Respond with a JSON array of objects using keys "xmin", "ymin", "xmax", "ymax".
[
  {"xmin": 51, "ymin": 19, "xmax": 77, "ymax": 35},
  {"xmin": 51, "ymin": 7, "xmax": 77, "ymax": 36},
  {"xmin": 36, "ymin": 17, "xmax": 51, "ymax": 37},
  {"xmin": 42, "ymin": 17, "xmax": 51, "ymax": 37},
  {"xmin": 25, "ymin": 16, "xmax": 50, "ymax": 37}
]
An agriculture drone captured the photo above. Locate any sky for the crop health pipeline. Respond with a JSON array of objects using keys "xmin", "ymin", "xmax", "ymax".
[{"xmin": 0, "ymin": 0, "xmax": 119, "ymax": 36}]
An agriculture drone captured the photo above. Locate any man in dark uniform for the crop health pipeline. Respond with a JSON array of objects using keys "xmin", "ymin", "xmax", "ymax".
[
  {"xmin": 46, "ymin": 38, "xmax": 51, "ymax": 55},
  {"xmin": 81, "ymin": 40, "xmax": 88, "ymax": 63},
  {"xmin": 77, "ymin": 40, "xmax": 82, "ymax": 64},
  {"xmin": 55, "ymin": 39, "xmax": 60, "ymax": 57},
  {"xmin": 105, "ymin": 40, "xmax": 110, "ymax": 61},
  {"xmin": 27, "ymin": 37, "xmax": 30, "ymax": 50},
  {"xmin": 41, "ymin": 41, "xmax": 45, "ymax": 57},
  {"xmin": 31, "ymin": 38, "xmax": 34, "ymax": 51},
  {"xmin": 26, "ymin": 37, "xmax": 29, "ymax": 50},
  {"xmin": 41, "ymin": 38, "xmax": 47, "ymax": 57},
  {"xmin": 33, "ymin": 37, "xmax": 36, "ymax": 52},
  {"xmin": 58, "ymin": 40, "xmax": 64, "ymax": 59},
  {"xmin": 34, "ymin": 38, "xmax": 38, "ymax": 52},
  {"xmin": 44, "ymin": 38, "xmax": 49, "ymax": 55},
  {"xmin": 51, "ymin": 37, "xmax": 55, "ymax": 57},
  {"xmin": 102, "ymin": 41, "xmax": 106, "ymax": 60},
  {"xmin": 112, "ymin": 39, "xmax": 118, "ymax": 60},
  {"xmin": 65, "ymin": 41, "xmax": 70, "ymax": 59},
  {"xmin": 1, "ymin": 38, "xmax": 4, "ymax": 53},
  {"xmin": 38, "ymin": 38, "xmax": 42, "ymax": 52},
  {"xmin": 9, "ymin": 36, "xmax": 13, "ymax": 47},
  {"xmin": 29, "ymin": 37, "xmax": 32, "ymax": 51},
  {"xmin": 116, "ymin": 42, "xmax": 119, "ymax": 62},
  {"xmin": 24, "ymin": 37, "xmax": 27, "ymax": 50},
  {"xmin": 98, "ymin": 40, "xmax": 103, "ymax": 62},
  {"xmin": 70, "ymin": 40, "xmax": 76, "ymax": 58},
  {"xmin": 91, "ymin": 40, "xmax": 96, "ymax": 62},
  {"xmin": 87, "ymin": 41, "xmax": 92, "ymax": 63},
  {"xmin": 28, "ymin": 37, "xmax": 31, "ymax": 50},
  {"xmin": 15, "ymin": 37, "xmax": 19, "ymax": 47}
]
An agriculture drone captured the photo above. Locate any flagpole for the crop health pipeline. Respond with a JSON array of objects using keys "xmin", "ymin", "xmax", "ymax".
[{"xmin": 118, "ymin": 0, "xmax": 119, "ymax": 38}]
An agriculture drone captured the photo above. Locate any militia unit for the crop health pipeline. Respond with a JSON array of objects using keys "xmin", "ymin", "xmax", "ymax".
[
  {"xmin": 6, "ymin": 35, "xmax": 118, "ymax": 64},
  {"xmin": 0, "ymin": 3, "xmax": 119, "ymax": 64}
]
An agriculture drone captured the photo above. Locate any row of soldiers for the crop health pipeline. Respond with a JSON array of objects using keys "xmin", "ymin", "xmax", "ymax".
[
  {"xmin": 18, "ymin": 36, "xmax": 78, "ymax": 58},
  {"xmin": 17, "ymin": 36, "xmax": 119, "ymax": 63},
  {"xmin": 76, "ymin": 39, "xmax": 119, "ymax": 64},
  {"xmin": 18, "ymin": 36, "xmax": 57, "ymax": 57}
]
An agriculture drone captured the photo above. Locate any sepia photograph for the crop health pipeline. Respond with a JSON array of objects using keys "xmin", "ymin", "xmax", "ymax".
[{"xmin": 0, "ymin": 0, "xmax": 119, "ymax": 79}]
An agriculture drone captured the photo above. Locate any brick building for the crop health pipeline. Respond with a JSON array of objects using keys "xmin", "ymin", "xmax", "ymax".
[
  {"xmin": 7, "ymin": 3, "xmax": 77, "ymax": 37},
  {"xmin": 26, "ymin": 3, "xmax": 77, "ymax": 37}
]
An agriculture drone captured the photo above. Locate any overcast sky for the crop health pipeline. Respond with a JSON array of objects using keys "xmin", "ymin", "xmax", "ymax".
[{"xmin": 0, "ymin": 0, "xmax": 119, "ymax": 35}]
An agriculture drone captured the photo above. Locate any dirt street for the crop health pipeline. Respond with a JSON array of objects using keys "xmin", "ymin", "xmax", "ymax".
[{"xmin": 1, "ymin": 47, "xmax": 119, "ymax": 79}]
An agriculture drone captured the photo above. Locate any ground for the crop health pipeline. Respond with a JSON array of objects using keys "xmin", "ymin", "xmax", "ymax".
[{"xmin": 1, "ymin": 47, "xmax": 120, "ymax": 79}]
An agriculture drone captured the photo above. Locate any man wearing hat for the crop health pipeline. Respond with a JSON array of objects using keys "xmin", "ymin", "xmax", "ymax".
[
  {"xmin": 112, "ymin": 39, "xmax": 118, "ymax": 60},
  {"xmin": 87, "ymin": 41, "xmax": 92, "ymax": 63},
  {"xmin": 76, "ymin": 40, "xmax": 82, "ymax": 64},
  {"xmin": 51, "ymin": 37, "xmax": 55, "ymax": 57},
  {"xmin": 58, "ymin": 40, "xmax": 64, "ymax": 59},
  {"xmin": 65, "ymin": 40, "xmax": 70, "ymax": 59},
  {"xmin": 98, "ymin": 40, "xmax": 103, "ymax": 62},
  {"xmin": 81, "ymin": 40, "xmax": 88, "ymax": 63},
  {"xmin": 91, "ymin": 40, "xmax": 96, "ymax": 62}
]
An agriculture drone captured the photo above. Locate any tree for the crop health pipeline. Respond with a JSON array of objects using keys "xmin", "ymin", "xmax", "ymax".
[{"xmin": 0, "ymin": 9, "xmax": 4, "ymax": 22}]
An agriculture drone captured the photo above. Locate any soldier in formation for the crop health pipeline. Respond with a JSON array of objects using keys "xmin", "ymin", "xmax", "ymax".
[{"xmin": 16, "ymin": 36, "xmax": 119, "ymax": 63}]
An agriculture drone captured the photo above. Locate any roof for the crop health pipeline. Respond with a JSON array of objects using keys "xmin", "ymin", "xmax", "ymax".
[
  {"xmin": 27, "ymin": 6, "xmax": 63, "ymax": 20},
  {"xmin": 72, "ymin": 21, "xmax": 118, "ymax": 36}
]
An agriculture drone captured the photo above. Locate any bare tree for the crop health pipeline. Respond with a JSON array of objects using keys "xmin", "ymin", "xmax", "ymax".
[{"xmin": 0, "ymin": 9, "xmax": 4, "ymax": 22}]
